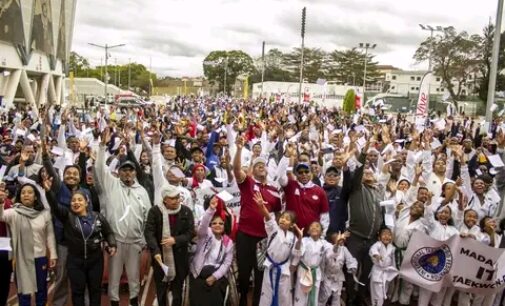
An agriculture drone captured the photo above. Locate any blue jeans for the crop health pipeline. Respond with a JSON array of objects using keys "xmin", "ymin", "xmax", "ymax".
[{"xmin": 17, "ymin": 257, "xmax": 48, "ymax": 306}]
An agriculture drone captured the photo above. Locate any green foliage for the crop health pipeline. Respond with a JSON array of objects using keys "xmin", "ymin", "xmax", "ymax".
[
  {"xmin": 343, "ymin": 89, "xmax": 356, "ymax": 113},
  {"xmin": 68, "ymin": 52, "xmax": 157, "ymax": 94},
  {"xmin": 326, "ymin": 48, "xmax": 379, "ymax": 85},
  {"xmin": 476, "ymin": 24, "xmax": 505, "ymax": 101},
  {"xmin": 203, "ymin": 50, "xmax": 255, "ymax": 94},
  {"xmin": 414, "ymin": 27, "xmax": 480, "ymax": 106}
]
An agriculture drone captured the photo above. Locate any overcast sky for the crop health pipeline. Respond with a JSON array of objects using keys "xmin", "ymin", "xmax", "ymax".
[{"xmin": 72, "ymin": 0, "xmax": 497, "ymax": 78}]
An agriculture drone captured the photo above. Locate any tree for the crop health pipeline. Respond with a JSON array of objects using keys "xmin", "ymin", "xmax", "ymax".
[
  {"xmin": 342, "ymin": 89, "xmax": 356, "ymax": 113},
  {"xmin": 326, "ymin": 48, "xmax": 379, "ymax": 85},
  {"xmin": 203, "ymin": 50, "xmax": 255, "ymax": 94},
  {"xmin": 282, "ymin": 47, "xmax": 327, "ymax": 82},
  {"xmin": 414, "ymin": 27, "xmax": 480, "ymax": 106},
  {"xmin": 69, "ymin": 51, "xmax": 90, "ymax": 77},
  {"xmin": 476, "ymin": 24, "xmax": 505, "ymax": 101},
  {"xmin": 250, "ymin": 49, "xmax": 296, "ymax": 84}
]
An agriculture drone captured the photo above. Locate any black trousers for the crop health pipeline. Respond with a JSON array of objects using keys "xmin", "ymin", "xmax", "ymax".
[
  {"xmin": 345, "ymin": 233, "xmax": 376, "ymax": 306},
  {"xmin": 152, "ymin": 261, "xmax": 188, "ymax": 306},
  {"xmin": 0, "ymin": 252, "xmax": 12, "ymax": 306},
  {"xmin": 66, "ymin": 252, "xmax": 103, "ymax": 306},
  {"xmin": 236, "ymin": 231, "xmax": 263, "ymax": 306}
]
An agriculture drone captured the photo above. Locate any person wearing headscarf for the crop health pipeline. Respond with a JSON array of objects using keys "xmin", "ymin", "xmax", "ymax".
[
  {"xmin": 189, "ymin": 196, "xmax": 234, "ymax": 306},
  {"xmin": 144, "ymin": 184, "xmax": 195, "ymax": 306},
  {"xmin": 0, "ymin": 183, "xmax": 57, "ymax": 306}
]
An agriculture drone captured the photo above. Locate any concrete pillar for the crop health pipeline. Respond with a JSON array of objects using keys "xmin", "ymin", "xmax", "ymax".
[
  {"xmin": 30, "ymin": 78, "xmax": 38, "ymax": 103},
  {"xmin": 48, "ymin": 75, "xmax": 57, "ymax": 105},
  {"xmin": 20, "ymin": 70, "xmax": 38, "ymax": 116},
  {"xmin": 4, "ymin": 69, "xmax": 21, "ymax": 110},
  {"xmin": 55, "ymin": 76, "xmax": 63, "ymax": 105},
  {"xmin": 39, "ymin": 73, "xmax": 50, "ymax": 107}
]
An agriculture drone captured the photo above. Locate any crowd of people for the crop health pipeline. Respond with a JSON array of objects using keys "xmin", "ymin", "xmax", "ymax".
[{"xmin": 0, "ymin": 97, "xmax": 504, "ymax": 306}]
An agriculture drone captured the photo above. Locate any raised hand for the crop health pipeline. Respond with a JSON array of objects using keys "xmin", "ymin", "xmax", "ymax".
[
  {"xmin": 235, "ymin": 135, "xmax": 245, "ymax": 149},
  {"xmin": 19, "ymin": 151, "xmax": 30, "ymax": 164},
  {"xmin": 253, "ymin": 192, "xmax": 267, "ymax": 207},
  {"xmin": 293, "ymin": 224, "xmax": 304, "ymax": 240},
  {"xmin": 42, "ymin": 176, "xmax": 53, "ymax": 192},
  {"xmin": 101, "ymin": 128, "xmax": 111, "ymax": 145},
  {"xmin": 209, "ymin": 196, "xmax": 218, "ymax": 210},
  {"xmin": 152, "ymin": 131, "xmax": 161, "ymax": 145}
]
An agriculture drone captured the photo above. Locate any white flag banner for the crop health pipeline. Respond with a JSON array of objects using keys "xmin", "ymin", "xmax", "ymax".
[
  {"xmin": 415, "ymin": 72, "xmax": 432, "ymax": 129},
  {"xmin": 400, "ymin": 231, "xmax": 505, "ymax": 294}
]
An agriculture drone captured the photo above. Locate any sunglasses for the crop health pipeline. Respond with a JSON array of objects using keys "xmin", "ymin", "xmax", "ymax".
[
  {"xmin": 211, "ymin": 222, "xmax": 224, "ymax": 226},
  {"xmin": 297, "ymin": 170, "xmax": 310, "ymax": 174}
]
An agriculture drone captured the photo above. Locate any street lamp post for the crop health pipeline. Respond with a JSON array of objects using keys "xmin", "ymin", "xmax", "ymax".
[
  {"xmin": 486, "ymin": 0, "xmax": 504, "ymax": 124},
  {"xmin": 88, "ymin": 43, "xmax": 126, "ymax": 102},
  {"xmin": 261, "ymin": 41, "xmax": 265, "ymax": 100},
  {"xmin": 418, "ymin": 24, "xmax": 445, "ymax": 71},
  {"xmin": 128, "ymin": 58, "xmax": 131, "ymax": 90},
  {"xmin": 298, "ymin": 7, "xmax": 306, "ymax": 104},
  {"xmin": 357, "ymin": 42, "xmax": 376, "ymax": 98}
]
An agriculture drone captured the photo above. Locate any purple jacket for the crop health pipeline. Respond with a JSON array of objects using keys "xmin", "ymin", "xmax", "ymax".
[{"xmin": 190, "ymin": 207, "xmax": 234, "ymax": 280}]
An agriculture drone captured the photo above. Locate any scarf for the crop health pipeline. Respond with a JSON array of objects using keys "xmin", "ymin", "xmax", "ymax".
[
  {"xmin": 159, "ymin": 203, "xmax": 181, "ymax": 282},
  {"xmin": 191, "ymin": 164, "xmax": 206, "ymax": 189},
  {"xmin": 11, "ymin": 204, "xmax": 42, "ymax": 294},
  {"xmin": 215, "ymin": 197, "xmax": 238, "ymax": 240}
]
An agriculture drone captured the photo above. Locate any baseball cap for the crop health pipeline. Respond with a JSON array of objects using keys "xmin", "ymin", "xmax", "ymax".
[{"xmin": 118, "ymin": 160, "xmax": 136, "ymax": 170}]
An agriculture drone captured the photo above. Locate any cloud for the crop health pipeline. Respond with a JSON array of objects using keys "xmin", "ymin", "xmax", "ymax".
[{"xmin": 72, "ymin": 0, "xmax": 496, "ymax": 77}]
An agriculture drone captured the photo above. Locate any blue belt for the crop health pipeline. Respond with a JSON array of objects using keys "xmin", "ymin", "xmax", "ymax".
[{"xmin": 266, "ymin": 253, "xmax": 291, "ymax": 306}]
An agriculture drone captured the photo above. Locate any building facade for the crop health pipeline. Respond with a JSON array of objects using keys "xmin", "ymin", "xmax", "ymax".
[{"xmin": 0, "ymin": 0, "xmax": 77, "ymax": 111}]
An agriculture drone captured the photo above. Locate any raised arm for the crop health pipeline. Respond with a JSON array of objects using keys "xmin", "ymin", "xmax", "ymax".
[
  {"xmin": 43, "ymin": 177, "xmax": 69, "ymax": 222},
  {"xmin": 197, "ymin": 197, "xmax": 217, "ymax": 238},
  {"xmin": 233, "ymin": 136, "xmax": 247, "ymax": 184}
]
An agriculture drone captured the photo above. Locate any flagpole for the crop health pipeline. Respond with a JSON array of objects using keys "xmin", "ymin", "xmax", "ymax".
[{"xmin": 486, "ymin": 0, "xmax": 504, "ymax": 124}]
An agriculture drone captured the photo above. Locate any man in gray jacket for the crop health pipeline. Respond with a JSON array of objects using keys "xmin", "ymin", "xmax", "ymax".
[
  {"xmin": 95, "ymin": 128, "xmax": 151, "ymax": 306},
  {"xmin": 342, "ymin": 140, "xmax": 385, "ymax": 306}
]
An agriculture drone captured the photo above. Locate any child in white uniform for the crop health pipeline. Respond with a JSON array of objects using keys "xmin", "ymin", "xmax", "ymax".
[
  {"xmin": 473, "ymin": 217, "xmax": 502, "ymax": 306},
  {"xmin": 318, "ymin": 232, "xmax": 357, "ymax": 306},
  {"xmin": 293, "ymin": 221, "xmax": 332, "ymax": 306},
  {"xmin": 419, "ymin": 204, "xmax": 462, "ymax": 306},
  {"xmin": 453, "ymin": 209, "xmax": 481, "ymax": 306},
  {"xmin": 254, "ymin": 192, "xmax": 302, "ymax": 306},
  {"xmin": 369, "ymin": 228, "xmax": 398, "ymax": 306},
  {"xmin": 393, "ymin": 201, "xmax": 426, "ymax": 306}
]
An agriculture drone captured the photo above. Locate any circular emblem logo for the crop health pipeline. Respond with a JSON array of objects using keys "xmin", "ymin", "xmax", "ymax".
[{"xmin": 411, "ymin": 244, "xmax": 453, "ymax": 281}]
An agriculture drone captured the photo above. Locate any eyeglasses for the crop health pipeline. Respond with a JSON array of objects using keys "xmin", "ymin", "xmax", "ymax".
[{"xmin": 211, "ymin": 222, "xmax": 224, "ymax": 225}]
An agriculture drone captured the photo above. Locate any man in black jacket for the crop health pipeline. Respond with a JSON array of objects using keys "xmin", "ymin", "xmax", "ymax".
[
  {"xmin": 144, "ymin": 185, "xmax": 195, "ymax": 306},
  {"xmin": 324, "ymin": 166, "xmax": 348, "ymax": 239}
]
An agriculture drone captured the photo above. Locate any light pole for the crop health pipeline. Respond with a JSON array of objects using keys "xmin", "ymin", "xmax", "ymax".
[
  {"xmin": 88, "ymin": 43, "xmax": 126, "ymax": 101},
  {"xmin": 261, "ymin": 41, "xmax": 265, "ymax": 100},
  {"xmin": 357, "ymin": 42, "xmax": 376, "ymax": 98},
  {"xmin": 128, "ymin": 58, "xmax": 131, "ymax": 90},
  {"xmin": 418, "ymin": 24, "xmax": 445, "ymax": 71},
  {"xmin": 298, "ymin": 7, "xmax": 306, "ymax": 103},
  {"xmin": 486, "ymin": 0, "xmax": 504, "ymax": 124}
]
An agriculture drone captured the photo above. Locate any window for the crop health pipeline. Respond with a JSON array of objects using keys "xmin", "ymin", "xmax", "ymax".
[
  {"xmin": 391, "ymin": 86, "xmax": 395, "ymax": 89},
  {"xmin": 410, "ymin": 76, "xmax": 415, "ymax": 81},
  {"xmin": 416, "ymin": 87, "xmax": 419, "ymax": 90},
  {"xmin": 436, "ymin": 77, "xmax": 441, "ymax": 82},
  {"xmin": 411, "ymin": 87, "xmax": 415, "ymax": 90},
  {"xmin": 392, "ymin": 75, "xmax": 397, "ymax": 80},
  {"xmin": 417, "ymin": 77, "xmax": 421, "ymax": 81},
  {"xmin": 436, "ymin": 88, "xmax": 440, "ymax": 92},
  {"xmin": 469, "ymin": 75, "xmax": 472, "ymax": 80}
]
